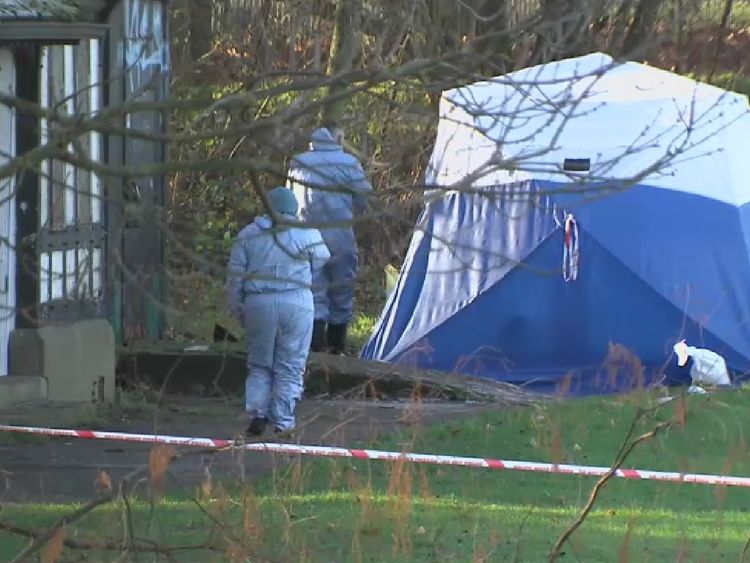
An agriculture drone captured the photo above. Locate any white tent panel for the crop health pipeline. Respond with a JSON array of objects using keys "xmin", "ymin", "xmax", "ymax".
[{"xmin": 432, "ymin": 52, "xmax": 750, "ymax": 206}]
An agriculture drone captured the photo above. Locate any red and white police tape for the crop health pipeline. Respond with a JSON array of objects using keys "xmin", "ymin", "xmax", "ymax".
[{"xmin": 0, "ymin": 423, "xmax": 748, "ymax": 488}]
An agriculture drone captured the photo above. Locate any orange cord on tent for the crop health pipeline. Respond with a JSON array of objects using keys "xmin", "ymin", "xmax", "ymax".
[{"xmin": 563, "ymin": 213, "xmax": 579, "ymax": 282}]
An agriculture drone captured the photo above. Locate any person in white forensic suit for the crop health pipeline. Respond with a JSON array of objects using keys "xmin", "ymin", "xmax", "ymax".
[
  {"xmin": 673, "ymin": 340, "xmax": 732, "ymax": 393},
  {"xmin": 226, "ymin": 187, "xmax": 331, "ymax": 437}
]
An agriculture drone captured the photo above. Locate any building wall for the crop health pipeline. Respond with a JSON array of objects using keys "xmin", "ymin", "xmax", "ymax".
[
  {"xmin": 2, "ymin": 0, "xmax": 169, "ymax": 347},
  {"xmin": 106, "ymin": 0, "xmax": 169, "ymax": 344},
  {"xmin": 13, "ymin": 44, "xmax": 40, "ymax": 331},
  {"xmin": 0, "ymin": 48, "xmax": 17, "ymax": 376}
]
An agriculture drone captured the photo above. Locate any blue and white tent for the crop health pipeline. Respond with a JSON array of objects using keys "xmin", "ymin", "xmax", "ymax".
[{"xmin": 361, "ymin": 52, "xmax": 750, "ymax": 396}]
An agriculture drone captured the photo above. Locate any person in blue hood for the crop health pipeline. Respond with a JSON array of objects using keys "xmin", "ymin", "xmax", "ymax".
[
  {"xmin": 286, "ymin": 127, "xmax": 373, "ymax": 354},
  {"xmin": 226, "ymin": 186, "xmax": 331, "ymax": 437}
]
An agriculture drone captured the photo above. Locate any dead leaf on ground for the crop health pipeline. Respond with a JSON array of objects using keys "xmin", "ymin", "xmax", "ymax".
[
  {"xmin": 674, "ymin": 394, "xmax": 687, "ymax": 428},
  {"xmin": 149, "ymin": 444, "xmax": 177, "ymax": 498},
  {"xmin": 41, "ymin": 527, "xmax": 66, "ymax": 563},
  {"xmin": 617, "ymin": 521, "xmax": 634, "ymax": 563},
  {"xmin": 94, "ymin": 469, "xmax": 113, "ymax": 494},
  {"xmin": 226, "ymin": 539, "xmax": 250, "ymax": 563}
]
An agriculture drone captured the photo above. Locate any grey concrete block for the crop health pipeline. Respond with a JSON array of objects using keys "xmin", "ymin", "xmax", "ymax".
[
  {"xmin": 8, "ymin": 329, "xmax": 43, "ymax": 377},
  {"xmin": 9, "ymin": 319, "xmax": 115, "ymax": 403},
  {"xmin": 0, "ymin": 376, "xmax": 47, "ymax": 409},
  {"xmin": 69, "ymin": 318, "xmax": 115, "ymax": 403}
]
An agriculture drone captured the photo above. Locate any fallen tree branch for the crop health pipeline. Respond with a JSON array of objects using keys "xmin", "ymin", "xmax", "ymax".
[
  {"xmin": 8, "ymin": 484, "xmax": 130, "ymax": 562},
  {"xmin": 3, "ymin": 444, "xmax": 238, "ymax": 562},
  {"xmin": 548, "ymin": 395, "xmax": 706, "ymax": 562},
  {"xmin": 117, "ymin": 342, "xmax": 546, "ymax": 405},
  {"xmin": 740, "ymin": 533, "xmax": 750, "ymax": 563},
  {"xmin": 548, "ymin": 417, "xmax": 672, "ymax": 561},
  {"xmin": 0, "ymin": 517, "xmax": 219, "ymax": 558},
  {"xmin": 304, "ymin": 351, "xmax": 543, "ymax": 404}
]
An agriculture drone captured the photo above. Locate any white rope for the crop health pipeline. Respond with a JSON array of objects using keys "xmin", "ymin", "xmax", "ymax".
[{"xmin": 563, "ymin": 213, "xmax": 579, "ymax": 282}]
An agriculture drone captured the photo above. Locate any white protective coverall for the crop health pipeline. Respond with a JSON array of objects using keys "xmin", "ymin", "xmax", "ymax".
[
  {"xmin": 287, "ymin": 127, "xmax": 372, "ymax": 353},
  {"xmin": 226, "ymin": 188, "xmax": 330, "ymax": 432},
  {"xmin": 674, "ymin": 341, "xmax": 732, "ymax": 387}
]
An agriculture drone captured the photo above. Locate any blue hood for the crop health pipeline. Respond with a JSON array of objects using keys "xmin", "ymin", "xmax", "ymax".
[{"xmin": 310, "ymin": 127, "xmax": 340, "ymax": 151}]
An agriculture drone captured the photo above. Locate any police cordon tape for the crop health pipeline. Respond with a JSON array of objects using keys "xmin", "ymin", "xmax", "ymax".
[{"xmin": 1, "ymin": 423, "xmax": 749, "ymax": 488}]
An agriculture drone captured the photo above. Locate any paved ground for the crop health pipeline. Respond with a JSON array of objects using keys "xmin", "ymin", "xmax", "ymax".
[{"xmin": 0, "ymin": 396, "xmax": 497, "ymax": 503}]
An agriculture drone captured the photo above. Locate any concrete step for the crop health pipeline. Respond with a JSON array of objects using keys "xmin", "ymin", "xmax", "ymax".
[
  {"xmin": 0, "ymin": 376, "xmax": 48, "ymax": 409},
  {"xmin": 10, "ymin": 319, "xmax": 115, "ymax": 403}
]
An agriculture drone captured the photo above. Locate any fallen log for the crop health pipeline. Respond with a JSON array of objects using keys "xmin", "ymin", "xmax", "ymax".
[
  {"xmin": 116, "ymin": 341, "xmax": 543, "ymax": 405},
  {"xmin": 306, "ymin": 352, "xmax": 542, "ymax": 404}
]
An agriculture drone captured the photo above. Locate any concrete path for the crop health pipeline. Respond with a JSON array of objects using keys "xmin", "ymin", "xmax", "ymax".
[{"xmin": 0, "ymin": 397, "xmax": 496, "ymax": 503}]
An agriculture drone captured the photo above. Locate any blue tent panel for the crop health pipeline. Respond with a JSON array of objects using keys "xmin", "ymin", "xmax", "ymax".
[
  {"xmin": 361, "ymin": 180, "xmax": 559, "ymax": 362},
  {"xmin": 546, "ymin": 181, "xmax": 750, "ymax": 363},
  {"xmin": 365, "ymin": 211, "xmax": 435, "ymax": 359},
  {"xmin": 388, "ymin": 230, "xmax": 745, "ymax": 395},
  {"xmin": 362, "ymin": 181, "xmax": 750, "ymax": 396}
]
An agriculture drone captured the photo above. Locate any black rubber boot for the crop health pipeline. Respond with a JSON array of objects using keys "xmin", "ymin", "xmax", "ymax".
[
  {"xmin": 311, "ymin": 320, "xmax": 328, "ymax": 352},
  {"xmin": 246, "ymin": 416, "xmax": 268, "ymax": 437},
  {"xmin": 327, "ymin": 323, "xmax": 348, "ymax": 355},
  {"xmin": 274, "ymin": 426, "xmax": 297, "ymax": 442}
]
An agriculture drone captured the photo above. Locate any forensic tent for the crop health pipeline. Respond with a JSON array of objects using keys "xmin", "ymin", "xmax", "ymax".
[{"xmin": 360, "ymin": 52, "xmax": 750, "ymax": 396}]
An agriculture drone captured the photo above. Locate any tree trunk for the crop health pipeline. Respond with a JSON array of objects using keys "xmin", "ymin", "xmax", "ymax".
[
  {"xmin": 189, "ymin": 0, "xmax": 213, "ymax": 64},
  {"xmin": 707, "ymin": 0, "xmax": 735, "ymax": 80},
  {"xmin": 673, "ymin": 0, "xmax": 684, "ymax": 73},
  {"xmin": 321, "ymin": 0, "xmax": 361, "ymax": 130},
  {"xmin": 621, "ymin": 0, "xmax": 663, "ymax": 57},
  {"xmin": 474, "ymin": 0, "xmax": 513, "ymax": 74},
  {"xmin": 117, "ymin": 344, "xmax": 544, "ymax": 404},
  {"xmin": 607, "ymin": 0, "xmax": 635, "ymax": 54},
  {"xmin": 721, "ymin": 0, "xmax": 735, "ymax": 28},
  {"xmin": 585, "ymin": 0, "xmax": 612, "ymax": 52},
  {"xmin": 528, "ymin": 0, "xmax": 582, "ymax": 64}
]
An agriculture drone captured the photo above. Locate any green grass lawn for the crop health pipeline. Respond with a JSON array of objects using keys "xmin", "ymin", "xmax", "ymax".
[{"xmin": 3, "ymin": 389, "xmax": 750, "ymax": 561}]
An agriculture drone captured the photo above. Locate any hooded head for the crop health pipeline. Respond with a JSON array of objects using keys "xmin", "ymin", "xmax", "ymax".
[
  {"xmin": 673, "ymin": 340, "xmax": 691, "ymax": 367},
  {"xmin": 309, "ymin": 127, "xmax": 341, "ymax": 151},
  {"xmin": 266, "ymin": 186, "xmax": 299, "ymax": 217}
]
